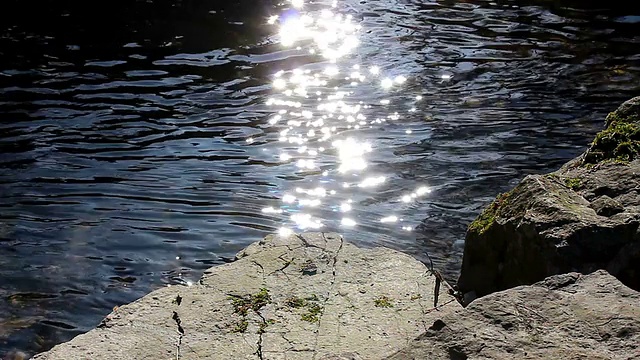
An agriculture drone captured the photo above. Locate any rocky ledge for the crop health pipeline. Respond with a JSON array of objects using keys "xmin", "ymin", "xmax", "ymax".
[
  {"xmin": 458, "ymin": 96, "xmax": 640, "ymax": 300},
  {"xmin": 32, "ymin": 233, "xmax": 640, "ymax": 360},
  {"xmin": 33, "ymin": 233, "xmax": 460, "ymax": 360},
  {"xmin": 390, "ymin": 270, "xmax": 640, "ymax": 360}
]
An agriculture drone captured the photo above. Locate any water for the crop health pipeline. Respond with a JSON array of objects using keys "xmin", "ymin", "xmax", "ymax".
[{"xmin": 1, "ymin": 0, "xmax": 639, "ymax": 356}]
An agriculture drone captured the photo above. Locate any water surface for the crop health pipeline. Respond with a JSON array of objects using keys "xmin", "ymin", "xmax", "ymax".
[{"xmin": 1, "ymin": 0, "xmax": 639, "ymax": 355}]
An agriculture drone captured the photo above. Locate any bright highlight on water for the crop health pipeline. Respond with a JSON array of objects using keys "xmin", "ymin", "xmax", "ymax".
[{"xmin": 263, "ymin": 0, "xmax": 430, "ymax": 235}]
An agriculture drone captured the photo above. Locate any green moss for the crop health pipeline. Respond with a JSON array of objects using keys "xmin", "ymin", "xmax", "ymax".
[
  {"xmin": 374, "ymin": 295, "xmax": 394, "ymax": 308},
  {"xmin": 583, "ymin": 110, "xmax": 640, "ymax": 165},
  {"xmin": 564, "ymin": 177, "xmax": 581, "ymax": 190},
  {"xmin": 301, "ymin": 303, "xmax": 323, "ymax": 323},
  {"xmin": 468, "ymin": 192, "xmax": 511, "ymax": 235}
]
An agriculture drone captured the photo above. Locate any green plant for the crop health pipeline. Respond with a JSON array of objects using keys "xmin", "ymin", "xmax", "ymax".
[
  {"xmin": 301, "ymin": 303, "xmax": 323, "ymax": 323},
  {"xmin": 374, "ymin": 295, "xmax": 393, "ymax": 308}
]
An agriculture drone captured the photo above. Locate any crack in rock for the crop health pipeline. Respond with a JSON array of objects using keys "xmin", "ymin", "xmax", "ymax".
[
  {"xmin": 296, "ymin": 233, "xmax": 325, "ymax": 250},
  {"xmin": 252, "ymin": 260, "xmax": 266, "ymax": 279},
  {"xmin": 268, "ymin": 255, "xmax": 293, "ymax": 278},
  {"xmin": 312, "ymin": 234, "xmax": 344, "ymax": 360}
]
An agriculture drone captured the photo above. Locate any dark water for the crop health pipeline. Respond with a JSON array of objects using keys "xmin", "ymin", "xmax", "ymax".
[{"xmin": 1, "ymin": 0, "xmax": 639, "ymax": 356}]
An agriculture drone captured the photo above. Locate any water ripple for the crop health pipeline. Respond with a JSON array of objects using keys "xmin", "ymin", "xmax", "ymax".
[{"xmin": 1, "ymin": 0, "xmax": 640, "ymax": 356}]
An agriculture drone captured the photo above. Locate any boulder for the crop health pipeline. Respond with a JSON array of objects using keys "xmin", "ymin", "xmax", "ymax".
[
  {"xmin": 458, "ymin": 97, "xmax": 640, "ymax": 299},
  {"xmin": 387, "ymin": 270, "xmax": 640, "ymax": 360},
  {"xmin": 32, "ymin": 233, "xmax": 461, "ymax": 360}
]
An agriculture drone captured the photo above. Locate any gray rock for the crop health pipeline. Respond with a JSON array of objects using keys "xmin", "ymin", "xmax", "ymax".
[
  {"xmin": 590, "ymin": 195, "xmax": 624, "ymax": 217},
  {"xmin": 32, "ymin": 233, "xmax": 460, "ymax": 360},
  {"xmin": 458, "ymin": 97, "xmax": 640, "ymax": 299},
  {"xmin": 387, "ymin": 270, "xmax": 640, "ymax": 360}
]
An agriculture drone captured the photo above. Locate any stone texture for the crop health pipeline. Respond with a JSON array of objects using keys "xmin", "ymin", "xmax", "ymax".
[
  {"xmin": 32, "ymin": 233, "xmax": 460, "ymax": 360},
  {"xmin": 388, "ymin": 270, "xmax": 640, "ymax": 360},
  {"xmin": 458, "ymin": 97, "xmax": 640, "ymax": 299}
]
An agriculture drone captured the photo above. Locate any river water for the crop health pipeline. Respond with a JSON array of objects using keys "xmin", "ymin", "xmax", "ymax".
[{"xmin": 1, "ymin": 0, "xmax": 639, "ymax": 356}]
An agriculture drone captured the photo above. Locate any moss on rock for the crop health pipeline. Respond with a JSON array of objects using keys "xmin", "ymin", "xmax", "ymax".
[
  {"xmin": 564, "ymin": 177, "xmax": 581, "ymax": 190},
  {"xmin": 468, "ymin": 192, "xmax": 512, "ymax": 235},
  {"xmin": 374, "ymin": 295, "xmax": 394, "ymax": 308},
  {"xmin": 301, "ymin": 303, "xmax": 323, "ymax": 322},
  {"xmin": 583, "ymin": 108, "xmax": 640, "ymax": 165}
]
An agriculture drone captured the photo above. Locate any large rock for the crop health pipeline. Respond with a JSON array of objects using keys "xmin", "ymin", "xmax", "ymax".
[
  {"xmin": 387, "ymin": 270, "xmax": 640, "ymax": 360},
  {"xmin": 458, "ymin": 97, "xmax": 640, "ymax": 299},
  {"xmin": 32, "ymin": 233, "xmax": 460, "ymax": 360}
]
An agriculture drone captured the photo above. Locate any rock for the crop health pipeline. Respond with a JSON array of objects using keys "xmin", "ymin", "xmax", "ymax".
[
  {"xmin": 387, "ymin": 270, "xmax": 640, "ymax": 360},
  {"xmin": 458, "ymin": 97, "xmax": 640, "ymax": 299},
  {"xmin": 32, "ymin": 233, "xmax": 461, "ymax": 360},
  {"xmin": 589, "ymin": 195, "xmax": 624, "ymax": 217}
]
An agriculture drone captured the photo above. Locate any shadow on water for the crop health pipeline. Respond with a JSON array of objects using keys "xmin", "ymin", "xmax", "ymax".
[{"xmin": 0, "ymin": 0, "xmax": 639, "ymax": 356}]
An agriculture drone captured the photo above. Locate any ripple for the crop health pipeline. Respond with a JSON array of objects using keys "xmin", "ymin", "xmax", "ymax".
[{"xmin": 1, "ymin": 0, "xmax": 640, "ymax": 356}]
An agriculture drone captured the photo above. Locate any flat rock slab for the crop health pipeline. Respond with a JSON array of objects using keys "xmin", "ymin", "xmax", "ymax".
[
  {"xmin": 388, "ymin": 270, "xmax": 640, "ymax": 360},
  {"xmin": 33, "ymin": 233, "xmax": 460, "ymax": 360}
]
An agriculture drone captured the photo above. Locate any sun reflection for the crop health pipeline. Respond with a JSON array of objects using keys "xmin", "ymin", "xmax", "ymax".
[
  {"xmin": 341, "ymin": 218, "xmax": 356, "ymax": 227},
  {"xmin": 358, "ymin": 176, "xmax": 385, "ymax": 188},
  {"xmin": 262, "ymin": 0, "xmax": 435, "ymax": 236},
  {"xmin": 279, "ymin": 227, "xmax": 294, "ymax": 237}
]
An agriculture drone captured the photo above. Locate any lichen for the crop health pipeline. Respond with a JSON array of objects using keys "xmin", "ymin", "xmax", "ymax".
[
  {"xmin": 374, "ymin": 295, "xmax": 393, "ymax": 308},
  {"xmin": 583, "ymin": 110, "xmax": 640, "ymax": 165}
]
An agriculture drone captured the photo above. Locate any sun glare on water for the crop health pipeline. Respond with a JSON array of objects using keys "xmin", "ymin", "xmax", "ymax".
[{"xmin": 259, "ymin": 0, "xmax": 431, "ymax": 236}]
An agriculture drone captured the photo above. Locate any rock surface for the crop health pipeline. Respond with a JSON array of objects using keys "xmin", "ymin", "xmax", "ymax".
[
  {"xmin": 458, "ymin": 97, "xmax": 640, "ymax": 298},
  {"xmin": 32, "ymin": 233, "xmax": 460, "ymax": 360},
  {"xmin": 388, "ymin": 270, "xmax": 640, "ymax": 360}
]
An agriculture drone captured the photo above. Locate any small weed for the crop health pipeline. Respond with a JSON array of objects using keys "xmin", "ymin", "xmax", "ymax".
[
  {"xmin": 284, "ymin": 294, "xmax": 323, "ymax": 322},
  {"xmin": 231, "ymin": 319, "xmax": 248, "ymax": 333},
  {"xmin": 410, "ymin": 294, "xmax": 422, "ymax": 301},
  {"xmin": 230, "ymin": 288, "xmax": 271, "ymax": 316},
  {"xmin": 228, "ymin": 288, "xmax": 271, "ymax": 334},
  {"xmin": 258, "ymin": 318, "xmax": 277, "ymax": 334},
  {"xmin": 374, "ymin": 295, "xmax": 394, "ymax": 308},
  {"xmin": 257, "ymin": 321, "xmax": 267, "ymax": 334},
  {"xmin": 285, "ymin": 296, "xmax": 307, "ymax": 308},
  {"xmin": 301, "ymin": 303, "xmax": 323, "ymax": 323}
]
